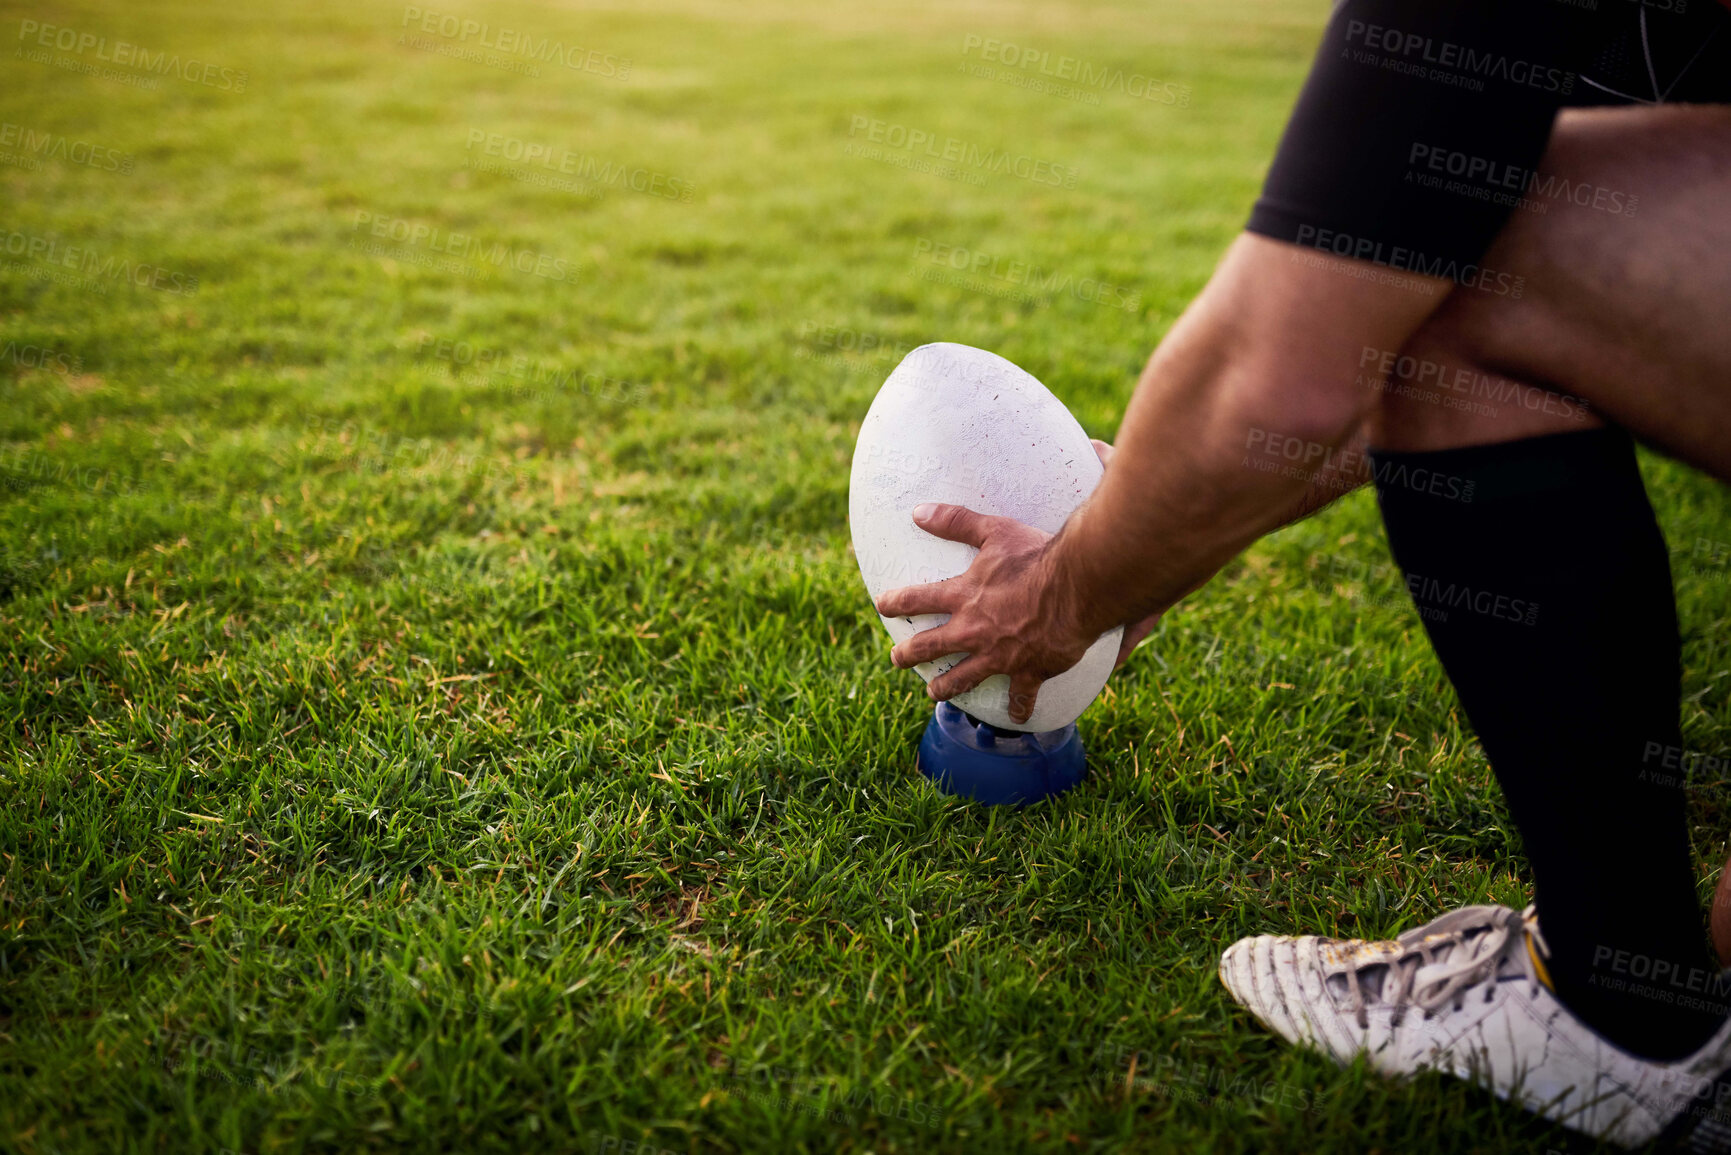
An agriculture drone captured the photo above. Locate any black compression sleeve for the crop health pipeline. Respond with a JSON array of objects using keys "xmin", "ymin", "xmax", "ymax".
[
  {"xmin": 1372, "ymin": 429, "xmax": 1726, "ymax": 1060},
  {"xmin": 1249, "ymin": 0, "xmax": 1598, "ymax": 274}
]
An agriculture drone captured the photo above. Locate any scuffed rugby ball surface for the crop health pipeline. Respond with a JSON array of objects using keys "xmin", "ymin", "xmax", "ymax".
[{"xmin": 848, "ymin": 342, "xmax": 1122, "ymax": 732}]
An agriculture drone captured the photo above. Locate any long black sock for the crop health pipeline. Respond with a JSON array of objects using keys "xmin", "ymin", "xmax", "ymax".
[{"xmin": 1371, "ymin": 427, "xmax": 1724, "ymax": 1060}]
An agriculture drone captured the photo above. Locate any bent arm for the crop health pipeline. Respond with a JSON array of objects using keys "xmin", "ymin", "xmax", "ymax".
[
  {"xmin": 1048, "ymin": 234, "xmax": 1448, "ymax": 641},
  {"xmin": 876, "ymin": 233, "xmax": 1452, "ymax": 722}
]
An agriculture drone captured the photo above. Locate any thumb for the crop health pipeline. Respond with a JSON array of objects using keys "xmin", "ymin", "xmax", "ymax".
[{"xmin": 1114, "ymin": 612, "xmax": 1163, "ymax": 668}]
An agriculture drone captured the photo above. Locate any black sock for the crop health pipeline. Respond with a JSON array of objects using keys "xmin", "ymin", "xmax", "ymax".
[{"xmin": 1371, "ymin": 427, "xmax": 1725, "ymax": 1060}]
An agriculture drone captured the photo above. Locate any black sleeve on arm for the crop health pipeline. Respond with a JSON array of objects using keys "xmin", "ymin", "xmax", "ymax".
[{"xmin": 1248, "ymin": 0, "xmax": 1597, "ymax": 277}]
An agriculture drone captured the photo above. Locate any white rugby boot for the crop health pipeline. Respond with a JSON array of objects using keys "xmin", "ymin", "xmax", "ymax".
[{"xmin": 1219, "ymin": 903, "xmax": 1731, "ymax": 1149}]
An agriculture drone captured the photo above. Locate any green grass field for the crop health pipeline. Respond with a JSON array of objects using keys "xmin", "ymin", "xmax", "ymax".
[{"xmin": 2, "ymin": 0, "xmax": 1729, "ymax": 1151}]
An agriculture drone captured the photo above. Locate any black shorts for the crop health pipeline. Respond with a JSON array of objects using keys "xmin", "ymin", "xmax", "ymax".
[{"xmin": 1246, "ymin": 0, "xmax": 1731, "ymax": 283}]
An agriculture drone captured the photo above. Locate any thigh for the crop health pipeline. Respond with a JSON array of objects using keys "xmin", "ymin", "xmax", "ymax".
[{"xmin": 1371, "ymin": 104, "xmax": 1731, "ymax": 478}]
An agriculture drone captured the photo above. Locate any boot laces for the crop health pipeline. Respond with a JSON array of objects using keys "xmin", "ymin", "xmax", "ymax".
[{"xmin": 1335, "ymin": 904, "xmax": 1547, "ymax": 1031}]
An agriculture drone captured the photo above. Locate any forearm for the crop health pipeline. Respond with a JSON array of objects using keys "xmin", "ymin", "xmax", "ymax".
[{"xmin": 1044, "ymin": 234, "xmax": 1447, "ymax": 638}]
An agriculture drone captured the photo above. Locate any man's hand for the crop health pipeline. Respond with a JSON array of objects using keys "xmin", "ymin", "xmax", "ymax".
[
  {"xmin": 874, "ymin": 440, "xmax": 1158, "ymax": 725},
  {"xmin": 873, "ymin": 503, "xmax": 1088, "ymax": 725}
]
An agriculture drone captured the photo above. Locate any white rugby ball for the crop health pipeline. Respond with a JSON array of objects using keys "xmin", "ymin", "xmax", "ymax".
[{"xmin": 849, "ymin": 342, "xmax": 1122, "ymax": 732}]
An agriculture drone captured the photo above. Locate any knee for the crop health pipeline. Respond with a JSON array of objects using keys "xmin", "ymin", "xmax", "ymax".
[
  {"xmin": 1364, "ymin": 313, "xmax": 1502, "ymax": 451},
  {"xmin": 1367, "ymin": 308, "xmax": 1600, "ymax": 452}
]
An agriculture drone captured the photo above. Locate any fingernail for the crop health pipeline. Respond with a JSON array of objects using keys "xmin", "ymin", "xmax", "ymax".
[{"xmin": 912, "ymin": 503, "xmax": 936, "ymax": 521}]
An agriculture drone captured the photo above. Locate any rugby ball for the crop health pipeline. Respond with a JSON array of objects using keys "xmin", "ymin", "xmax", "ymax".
[{"xmin": 849, "ymin": 343, "xmax": 1122, "ymax": 732}]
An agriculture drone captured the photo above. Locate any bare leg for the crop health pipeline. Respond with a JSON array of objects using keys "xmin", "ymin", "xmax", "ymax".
[{"xmin": 1369, "ymin": 104, "xmax": 1731, "ymax": 469}]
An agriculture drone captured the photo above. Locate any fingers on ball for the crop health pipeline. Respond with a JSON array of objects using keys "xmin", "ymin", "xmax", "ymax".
[
  {"xmin": 912, "ymin": 503, "xmax": 992, "ymax": 548},
  {"xmin": 875, "ymin": 581, "xmax": 957, "ymax": 619},
  {"xmin": 927, "ymin": 655, "xmax": 993, "ymax": 702},
  {"xmin": 890, "ymin": 627, "xmax": 965, "ymax": 670},
  {"xmin": 1007, "ymin": 675, "xmax": 1042, "ymax": 723}
]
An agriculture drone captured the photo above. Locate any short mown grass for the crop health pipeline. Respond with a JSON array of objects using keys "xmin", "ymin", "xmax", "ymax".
[{"xmin": 2, "ymin": 0, "xmax": 1728, "ymax": 1152}]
